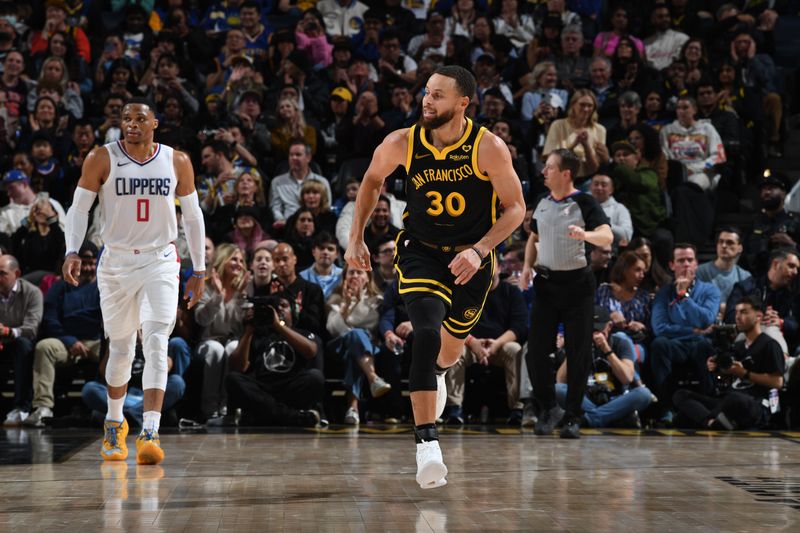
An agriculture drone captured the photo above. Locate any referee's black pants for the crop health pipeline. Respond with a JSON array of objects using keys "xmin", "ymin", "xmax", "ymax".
[{"xmin": 527, "ymin": 269, "xmax": 595, "ymax": 420}]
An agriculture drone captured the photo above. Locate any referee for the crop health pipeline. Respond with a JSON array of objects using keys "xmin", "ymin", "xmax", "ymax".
[{"xmin": 521, "ymin": 148, "xmax": 613, "ymax": 438}]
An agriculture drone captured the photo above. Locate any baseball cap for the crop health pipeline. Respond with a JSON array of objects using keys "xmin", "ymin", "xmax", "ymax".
[
  {"xmin": 610, "ymin": 140, "xmax": 637, "ymax": 155},
  {"xmin": 759, "ymin": 169, "xmax": 788, "ymax": 191},
  {"xmin": 331, "ymin": 86, "xmax": 353, "ymax": 103},
  {"xmin": 229, "ymin": 54, "xmax": 253, "ymax": 67},
  {"xmin": 3, "ymin": 169, "xmax": 30, "ymax": 186},
  {"xmin": 593, "ymin": 306, "xmax": 611, "ymax": 331}
]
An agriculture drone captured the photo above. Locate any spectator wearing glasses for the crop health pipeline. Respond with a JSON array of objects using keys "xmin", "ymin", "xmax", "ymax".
[{"xmin": 371, "ymin": 234, "xmax": 397, "ymax": 293}]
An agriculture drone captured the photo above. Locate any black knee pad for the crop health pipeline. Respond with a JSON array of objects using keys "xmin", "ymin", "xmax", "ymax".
[{"xmin": 406, "ymin": 298, "xmax": 447, "ymax": 392}]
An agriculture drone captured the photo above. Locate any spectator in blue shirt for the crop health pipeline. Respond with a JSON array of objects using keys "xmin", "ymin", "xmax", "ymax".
[
  {"xmin": 650, "ymin": 243, "xmax": 720, "ymax": 422},
  {"xmin": 299, "ymin": 232, "xmax": 343, "ymax": 299}
]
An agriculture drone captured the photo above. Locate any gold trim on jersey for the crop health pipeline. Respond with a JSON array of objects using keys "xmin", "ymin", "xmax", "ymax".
[
  {"xmin": 419, "ymin": 118, "xmax": 474, "ymax": 160},
  {"xmin": 472, "ymin": 127, "xmax": 490, "ymax": 181},
  {"xmin": 491, "ymin": 189, "xmax": 498, "ymax": 224},
  {"xmin": 405, "ymin": 125, "xmax": 416, "ymax": 172}
]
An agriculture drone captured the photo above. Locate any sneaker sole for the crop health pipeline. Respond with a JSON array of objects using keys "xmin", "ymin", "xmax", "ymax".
[
  {"xmin": 416, "ymin": 460, "xmax": 448, "ymax": 488},
  {"xmin": 418, "ymin": 477, "xmax": 448, "ymax": 489},
  {"xmin": 101, "ymin": 449, "xmax": 128, "ymax": 461},
  {"xmin": 371, "ymin": 385, "xmax": 391, "ymax": 398},
  {"xmin": 136, "ymin": 442, "xmax": 164, "ymax": 465}
]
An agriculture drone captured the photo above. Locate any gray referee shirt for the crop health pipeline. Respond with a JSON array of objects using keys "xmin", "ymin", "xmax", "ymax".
[{"xmin": 531, "ymin": 191, "xmax": 610, "ymax": 271}]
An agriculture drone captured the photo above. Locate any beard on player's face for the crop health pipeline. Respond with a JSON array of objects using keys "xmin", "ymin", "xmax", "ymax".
[{"xmin": 418, "ymin": 107, "xmax": 456, "ymax": 130}]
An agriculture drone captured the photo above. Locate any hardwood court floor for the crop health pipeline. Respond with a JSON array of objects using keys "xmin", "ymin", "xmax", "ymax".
[{"xmin": 1, "ymin": 426, "xmax": 800, "ymax": 532}]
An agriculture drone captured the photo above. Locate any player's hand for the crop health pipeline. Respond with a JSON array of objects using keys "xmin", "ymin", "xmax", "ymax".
[
  {"xmin": 345, "ymin": 239, "xmax": 372, "ymax": 272},
  {"xmin": 567, "ymin": 225, "xmax": 585, "ymax": 241},
  {"xmin": 185, "ymin": 271, "xmax": 206, "ymax": 309},
  {"xmin": 449, "ymin": 248, "xmax": 482, "ymax": 285},
  {"xmin": 62, "ymin": 253, "xmax": 81, "ymax": 286}
]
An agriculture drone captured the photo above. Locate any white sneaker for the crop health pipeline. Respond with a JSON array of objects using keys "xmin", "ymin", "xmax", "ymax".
[
  {"xmin": 3, "ymin": 408, "xmax": 29, "ymax": 427},
  {"xmin": 435, "ymin": 373, "xmax": 447, "ymax": 420},
  {"xmin": 370, "ymin": 377, "xmax": 392, "ymax": 398},
  {"xmin": 343, "ymin": 407, "xmax": 360, "ymax": 425},
  {"xmin": 23, "ymin": 406, "xmax": 53, "ymax": 427},
  {"xmin": 416, "ymin": 440, "xmax": 448, "ymax": 489}
]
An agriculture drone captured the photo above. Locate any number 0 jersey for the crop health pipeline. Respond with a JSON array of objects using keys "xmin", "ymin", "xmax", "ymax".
[
  {"xmin": 402, "ymin": 118, "xmax": 498, "ymax": 246},
  {"xmin": 99, "ymin": 141, "xmax": 178, "ymax": 251}
]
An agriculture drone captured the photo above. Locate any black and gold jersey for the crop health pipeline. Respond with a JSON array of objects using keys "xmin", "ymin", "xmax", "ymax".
[{"xmin": 401, "ymin": 118, "xmax": 498, "ymax": 247}]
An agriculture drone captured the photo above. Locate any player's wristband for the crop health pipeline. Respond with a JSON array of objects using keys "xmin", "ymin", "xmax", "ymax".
[
  {"xmin": 191, "ymin": 272, "xmax": 206, "ymax": 279},
  {"xmin": 470, "ymin": 246, "xmax": 484, "ymax": 261}
]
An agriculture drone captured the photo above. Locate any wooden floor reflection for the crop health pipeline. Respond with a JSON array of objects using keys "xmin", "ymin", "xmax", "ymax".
[{"xmin": 2, "ymin": 427, "xmax": 799, "ymax": 531}]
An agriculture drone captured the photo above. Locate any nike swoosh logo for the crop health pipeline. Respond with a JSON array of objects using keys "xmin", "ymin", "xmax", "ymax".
[
  {"xmin": 163, "ymin": 250, "xmax": 172, "ymax": 258},
  {"xmin": 414, "ymin": 153, "xmax": 431, "ymax": 159},
  {"xmin": 117, "ymin": 161, "xmax": 131, "ymax": 167}
]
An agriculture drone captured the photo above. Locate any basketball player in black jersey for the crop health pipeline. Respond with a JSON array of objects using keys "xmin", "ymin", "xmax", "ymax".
[{"xmin": 345, "ymin": 66, "xmax": 525, "ymax": 489}]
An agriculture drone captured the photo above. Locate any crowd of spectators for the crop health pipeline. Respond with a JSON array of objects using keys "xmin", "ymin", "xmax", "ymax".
[{"xmin": 0, "ymin": 0, "xmax": 798, "ymax": 430}]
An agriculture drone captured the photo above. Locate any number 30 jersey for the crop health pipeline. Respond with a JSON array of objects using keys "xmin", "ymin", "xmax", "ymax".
[
  {"xmin": 99, "ymin": 141, "xmax": 178, "ymax": 250},
  {"xmin": 402, "ymin": 118, "xmax": 499, "ymax": 246}
]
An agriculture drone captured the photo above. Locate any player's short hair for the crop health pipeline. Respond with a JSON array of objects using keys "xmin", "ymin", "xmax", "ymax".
[
  {"xmin": 433, "ymin": 65, "xmax": 476, "ymax": 101},
  {"xmin": 550, "ymin": 148, "xmax": 581, "ymax": 180},
  {"xmin": 123, "ymin": 97, "xmax": 157, "ymax": 115}
]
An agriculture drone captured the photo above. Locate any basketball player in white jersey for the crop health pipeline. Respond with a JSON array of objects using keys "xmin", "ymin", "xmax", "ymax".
[{"xmin": 63, "ymin": 98, "xmax": 207, "ymax": 465}]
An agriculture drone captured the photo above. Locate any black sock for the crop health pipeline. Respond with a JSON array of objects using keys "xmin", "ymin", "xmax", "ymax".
[
  {"xmin": 414, "ymin": 423, "xmax": 439, "ymax": 443},
  {"xmin": 434, "ymin": 364, "xmax": 449, "ymax": 375}
]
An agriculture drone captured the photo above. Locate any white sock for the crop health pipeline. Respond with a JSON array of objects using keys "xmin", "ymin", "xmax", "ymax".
[
  {"xmin": 107, "ymin": 394, "xmax": 125, "ymax": 422},
  {"xmin": 143, "ymin": 411, "xmax": 161, "ymax": 433}
]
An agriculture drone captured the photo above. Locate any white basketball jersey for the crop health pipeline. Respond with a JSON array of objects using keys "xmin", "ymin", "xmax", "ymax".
[{"xmin": 99, "ymin": 141, "xmax": 178, "ymax": 250}]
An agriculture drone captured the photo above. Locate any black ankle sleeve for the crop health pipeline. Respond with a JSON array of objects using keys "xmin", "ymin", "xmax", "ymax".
[{"xmin": 414, "ymin": 423, "xmax": 439, "ymax": 443}]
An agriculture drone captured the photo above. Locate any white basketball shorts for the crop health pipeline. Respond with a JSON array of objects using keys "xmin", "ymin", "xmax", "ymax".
[{"xmin": 97, "ymin": 243, "xmax": 181, "ymax": 340}]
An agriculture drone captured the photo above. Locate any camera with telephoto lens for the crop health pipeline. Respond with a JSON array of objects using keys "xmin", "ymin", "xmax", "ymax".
[
  {"xmin": 241, "ymin": 295, "xmax": 282, "ymax": 332},
  {"xmin": 712, "ymin": 324, "xmax": 738, "ymax": 370}
]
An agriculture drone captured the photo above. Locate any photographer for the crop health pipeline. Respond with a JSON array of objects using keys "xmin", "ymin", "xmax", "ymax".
[
  {"xmin": 225, "ymin": 292, "xmax": 324, "ymax": 427},
  {"xmin": 674, "ymin": 296, "xmax": 784, "ymax": 430},
  {"xmin": 555, "ymin": 307, "xmax": 653, "ymax": 428}
]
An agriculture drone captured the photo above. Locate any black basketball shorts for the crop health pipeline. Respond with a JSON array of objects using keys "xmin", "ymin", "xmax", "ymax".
[{"xmin": 393, "ymin": 230, "xmax": 495, "ymax": 339}]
